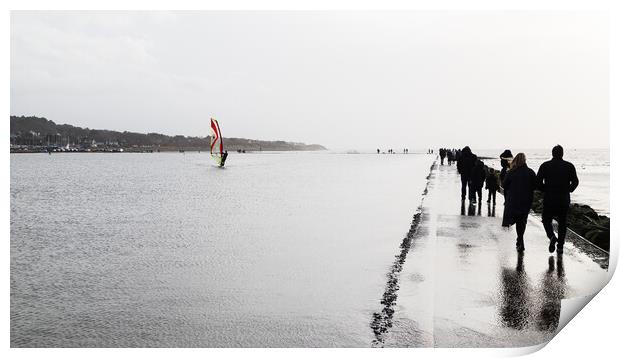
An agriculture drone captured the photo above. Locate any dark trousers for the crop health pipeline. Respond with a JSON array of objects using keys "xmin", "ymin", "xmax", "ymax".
[
  {"xmin": 460, "ymin": 175, "xmax": 470, "ymax": 200},
  {"xmin": 515, "ymin": 213, "xmax": 529, "ymax": 242},
  {"xmin": 440, "ymin": 157, "xmax": 445, "ymax": 165},
  {"xmin": 467, "ymin": 180, "xmax": 477, "ymax": 201},
  {"xmin": 476, "ymin": 188, "xmax": 482, "ymax": 202},
  {"xmin": 487, "ymin": 189, "xmax": 496, "ymax": 203},
  {"xmin": 542, "ymin": 205, "xmax": 569, "ymax": 247}
]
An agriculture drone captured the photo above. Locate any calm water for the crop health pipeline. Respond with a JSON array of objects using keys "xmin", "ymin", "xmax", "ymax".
[{"xmin": 11, "ymin": 152, "xmax": 435, "ymax": 347}]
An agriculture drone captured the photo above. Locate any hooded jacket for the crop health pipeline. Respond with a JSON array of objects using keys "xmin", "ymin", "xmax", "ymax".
[{"xmin": 457, "ymin": 146, "xmax": 476, "ymax": 178}]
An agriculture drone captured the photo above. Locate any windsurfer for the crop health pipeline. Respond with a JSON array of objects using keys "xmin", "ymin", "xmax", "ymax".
[{"xmin": 220, "ymin": 150, "xmax": 228, "ymax": 167}]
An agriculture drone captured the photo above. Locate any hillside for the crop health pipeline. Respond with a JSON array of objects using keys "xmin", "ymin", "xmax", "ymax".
[{"xmin": 10, "ymin": 116, "xmax": 327, "ymax": 152}]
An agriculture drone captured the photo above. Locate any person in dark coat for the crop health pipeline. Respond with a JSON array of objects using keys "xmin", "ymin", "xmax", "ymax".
[
  {"xmin": 536, "ymin": 145, "xmax": 579, "ymax": 254},
  {"xmin": 457, "ymin": 146, "xmax": 477, "ymax": 202},
  {"xmin": 439, "ymin": 148, "xmax": 446, "ymax": 165},
  {"xmin": 485, "ymin": 168, "xmax": 500, "ymax": 205},
  {"xmin": 446, "ymin": 149, "xmax": 454, "ymax": 165},
  {"xmin": 502, "ymin": 153, "xmax": 537, "ymax": 252},
  {"xmin": 499, "ymin": 149, "xmax": 514, "ymax": 191},
  {"xmin": 470, "ymin": 159, "xmax": 486, "ymax": 204}
]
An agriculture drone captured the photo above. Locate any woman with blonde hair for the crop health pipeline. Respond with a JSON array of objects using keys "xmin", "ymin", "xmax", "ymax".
[{"xmin": 501, "ymin": 153, "xmax": 537, "ymax": 252}]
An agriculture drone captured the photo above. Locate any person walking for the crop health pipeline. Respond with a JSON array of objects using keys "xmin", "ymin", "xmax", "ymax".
[
  {"xmin": 457, "ymin": 146, "xmax": 477, "ymax": 202},
  {"xmin": 447, "ymin": 149, "xmax": 455, "ymax": 165},
  {"xmin": 502, "ymin": 153, "xmax": 537, "ymax": 252},
  {"xmin": 485, "ymin": 168, "xmax": 500, "ymax": 205},
  {"xmin": 440, "ymin": 148, "xmax": 446, "ymax": 165},
  {"xmin": 536, "ymin": 145, "xmax": 579, "ymax": 254},
  {"xmin": 499, "ymin": 149, "xmax": 513, "ymax": 182},
  {"xmin": 471, "ymin": 159, "xmax": 486, "ymax": 204}
]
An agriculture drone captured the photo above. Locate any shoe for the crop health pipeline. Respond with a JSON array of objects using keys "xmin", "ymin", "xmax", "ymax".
[{"xmin": 548, "ymin": 237, "xmax": 557, "ymax": 253}]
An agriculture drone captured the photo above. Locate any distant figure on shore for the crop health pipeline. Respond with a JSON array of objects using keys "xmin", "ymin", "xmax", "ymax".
[
  {"xmin": 537, "ymin": 145, "xmax": 579, "ymax": 255},
  {"xmin": 457, "ymin": 146, "xmax": 477, "ymax": 202},
  {"xmin": 502, "ymin": 153, "xmax": 537, "ymax": 252},
  {"xmin": 440, "ymin": 148, "xmax": 446, "ymax": 165},
  {"xmin": 220, "ymin": 150, "xmax": 228, "ymax": 167},
  {"xmin": 447, "ymin": 149, "xmax": 454, "ymax": 166},
  {"xmin": 377, "ymin": 148, "xmax": 380, "ymax": 154},
  {"xmin": 471, "ymin": 159, "xmax": 486, "ymax": 204},
  {"xmin": 485, "ymin": 168, "xmax": 500, "ymax": 205}
]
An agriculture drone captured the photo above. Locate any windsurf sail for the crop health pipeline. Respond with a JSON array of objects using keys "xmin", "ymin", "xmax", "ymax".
[{"xmin": 210, "ymin": 118, "xmax": 224, "ymax": 166}]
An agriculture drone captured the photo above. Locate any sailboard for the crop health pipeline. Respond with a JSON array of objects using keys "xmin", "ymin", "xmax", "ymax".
[{"xmin": 210, "ymin": 118, "xmax": 225, "ymax": 167}]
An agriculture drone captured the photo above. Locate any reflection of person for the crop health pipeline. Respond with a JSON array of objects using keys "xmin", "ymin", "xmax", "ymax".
[
  {"xmin": 499, "ymin": 252, "xmax": 531, "ymax": 330},
  {"xmin": 502, "ymin": 153, "xmax": 537, "ymax": 252},
  {"xmin": 536, "ymin": 145, "xmax": 579, "ymax": 254},
  {"xmin": 537, "ymin": 256, "xmax": 565, "ymax": 331}
]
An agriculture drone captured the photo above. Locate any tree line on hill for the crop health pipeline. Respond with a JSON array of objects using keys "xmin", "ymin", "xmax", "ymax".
[{"xmin": 10, "ymin": 116, "xmax": 326, "ymax": 151}]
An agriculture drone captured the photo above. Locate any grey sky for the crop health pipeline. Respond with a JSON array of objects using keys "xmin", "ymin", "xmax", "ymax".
[{"xmin": 11, "ymin": 11, "xmax": 608, "ymax": 150}]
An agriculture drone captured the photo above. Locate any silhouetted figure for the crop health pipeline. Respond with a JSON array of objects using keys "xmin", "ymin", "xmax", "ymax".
[
  {"xmin": 485, "ymin": 168, "xmax": 500, "ymax": 205},
  {"xmin": 446, "ymin": 149, "xmax": 454, "ymax": 165},
  {"xmin": 502, "ymin": 153, "xmax": 537, "ymax": 252},
  {"xmin": 457, "ymin": 146, "xmax": 477, "ymax": 202},
  {"xmin": 220, "ymin": 150, "xmax": 228, "ymax": 167},
  {"xmin": 439, "ymin": 148, "xmax": 446, "ymax": 165},
  {"xmin": 377, "ymin": 148, "xmax": 380, "ymax": 154},
  {"xmin": 536, "ymin": 145, "xmax": 579, "ymax": 255},
  {"xmin": 499, "ymin": 149, "xmax": 513, "ymax": 192},
  {"xmin": 471, "ymin": 160, "xmax": 486, "ymax": 204}
]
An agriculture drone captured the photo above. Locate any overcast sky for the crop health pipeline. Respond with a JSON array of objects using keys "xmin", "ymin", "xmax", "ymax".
[{"xmin": 11, "ymin": 11, "xmax": 608, "ymax": 150}]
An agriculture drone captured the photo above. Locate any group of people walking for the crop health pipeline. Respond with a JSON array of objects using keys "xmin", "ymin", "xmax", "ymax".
[
  {"xmin": 451, "ymin": 146, "xmax": 500, "ymax": 205},
  {"xmin": 439, "ymin": 148, "xmax": 461, "ymax": 166},
  {"xmin": 450, "ymin": 145, "xmax": 579, "ymax": 255}
]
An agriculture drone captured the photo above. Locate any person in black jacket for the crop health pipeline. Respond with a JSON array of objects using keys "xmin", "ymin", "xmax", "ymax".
[
  {"xmin": 471, "ymin": 159, "xmax": 486, "ymax": 204},
  {"xmin": 447, "ymin": 149, "xmax": 455, "ymax": 165},
  {"xmin": 485, "ymin": 168, "xmax": 500, "ymax": 205},
  {"xmin": 439, "ymin": 148, "xmax": 446, "ymax": 165},
  {"xmin": 502, "ymin": 153, "xmax": 537, "ymax": 252},
  {"xmin": 536, "ymin": 145, "xmax": 579, "ymax": 254},
  {"xmin": 499, "ymin": 149, "xmax": 513, "ymax": 190},
  {"xmin": 457, "ymin": 146, "xmax": 477, "ymax": 202}
]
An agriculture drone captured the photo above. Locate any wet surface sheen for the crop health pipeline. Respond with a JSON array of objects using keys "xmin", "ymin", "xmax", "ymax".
[
  {"xmin": 11, "ymin": 152, "xmax": 435, "ymax": 347},
  {"xmin": 382, "ymin": 164, "xmax": 609, "ymax": 348}
]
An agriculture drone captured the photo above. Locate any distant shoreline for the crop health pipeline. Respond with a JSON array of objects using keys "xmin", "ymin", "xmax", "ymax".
[{"xmin": 10, "ymin": 115, "xmax": 327, "ymax": 153}]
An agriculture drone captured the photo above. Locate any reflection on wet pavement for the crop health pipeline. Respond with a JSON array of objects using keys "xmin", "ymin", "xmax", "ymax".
[
  {"xmin": 500, "ymin": 252, "xmax": 531, "ymax": 330},
  {"xmin": 381, "ymin": 164, "xmax": 609, "ymax": 348}
]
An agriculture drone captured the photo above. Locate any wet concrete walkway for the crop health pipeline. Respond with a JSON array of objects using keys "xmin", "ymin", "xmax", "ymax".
[{"xmin": 379, "ymin": 162, "xmax": 609, "ymax": 348}]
